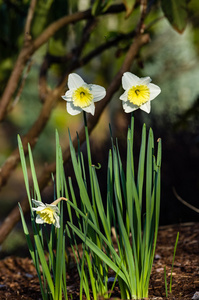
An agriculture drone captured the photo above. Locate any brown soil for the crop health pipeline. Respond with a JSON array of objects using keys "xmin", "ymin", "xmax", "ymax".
[{"xmin": 0, "ymin": 222, "xmax": 198, "ymax": 300}]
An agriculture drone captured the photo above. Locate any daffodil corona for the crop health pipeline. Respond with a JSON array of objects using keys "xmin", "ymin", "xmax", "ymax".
[
  {"xmin": 127, "ymin": 85, "xmax": 150, "ymax": 106},
  {"xmin": 62, "ymin": 73, "xmax": 106, "ymax": 115},
  {"xmin": 120, "ymin": 72, "xmax": 161, "ymax": 113},
  {"xmin": 37, "ymin": 207, "xmax": 56, "ymax": 224},
  {"xmin": 73, "ymin": 86, "xmax": 94, "ymax": 108}
]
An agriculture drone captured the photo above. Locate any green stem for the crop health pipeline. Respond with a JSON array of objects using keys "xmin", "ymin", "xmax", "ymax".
[
  {"xmin": 164, "ymin": 266, "xmax": 168, "ymax": 297},
  {"xmin": 83, "ymin": 111, "xmax": 95, "ymax": 211},
  {"xmin": 169, "ymin": 232, "xmax": 179, "ymax": 293}
]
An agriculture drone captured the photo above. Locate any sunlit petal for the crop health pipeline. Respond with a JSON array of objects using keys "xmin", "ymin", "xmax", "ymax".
[
  {"xmin": 148, "ymin": 83, "xmax": 161, "ymax": 101},
  {"xmin": 139, "ymin": 76, "xmax": 151, "ymax": 85},
  {"xmin": 89, "ymin": 84, "xmax": 106, "ymax": 102},
  {"xmin": 122, "ymin": 72, "xmax": 139, "ymax": 90},
  {"xmin": 68, "ymin": 73, "xmax": 85, "ymax": 89}
]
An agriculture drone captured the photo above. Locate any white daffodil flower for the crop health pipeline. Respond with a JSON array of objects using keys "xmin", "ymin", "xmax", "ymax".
[
  {"xmin": 62, "ymin": 73, "xmax": 106, "ymax": 115},
  {"xmin": 120, "ymin": 72, "xmax": 161, "ymax": 114},
  {"xmin": 32, "ymin": 199, "xmax": 60, "ymax": 228}
]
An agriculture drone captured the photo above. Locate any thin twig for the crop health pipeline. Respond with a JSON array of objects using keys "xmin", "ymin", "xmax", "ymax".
[
  {"xmin": 9, "ymin": 60, "xmax": 34, "ymax": 111},
  {"xmin": 80, "ymin": 31, "xmax": 135, "ymax": 66},
  {"xmin": 24, "ymin": 0, "xmax": 37, "ymax": 45},
  {"xmin": 136, "ymin": 0, "xmax": 148, "ymax": 34},
  {"xmin": 173, "ymin": 187, "xmax": 199, "ymax": 213},
  {"xmin": 32, "ymin": 4, "xmax": 126, "ymax": 51}
]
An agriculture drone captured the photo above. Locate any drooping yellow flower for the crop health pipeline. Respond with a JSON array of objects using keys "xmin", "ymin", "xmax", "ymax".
[
  {"xmin": 32, "ymin": 199, "xmax": 60, "ymax": 228},
  {"xmin": 120, "ymin": 72, "xmax": 161, "ymax": 113},
  {"xmin": 62, "ymin": 73, "xmax": 106, "ymax": 115}
]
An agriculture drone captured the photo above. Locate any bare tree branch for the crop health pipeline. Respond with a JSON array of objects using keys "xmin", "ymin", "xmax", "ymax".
[
  {"xmin": 9, "ymin": 60, "xmax": 34, "ymax": 111},
  {"xmin": 39, "ymin": 55, "xmax": 52, "ymax": 102},
  {"xmin": 0, "ymin": 0, "xmax": 37, "ymax": 121},
  {"xmin": 0, "ymin": 4, "xmax": 125, "ymax": 122},
  {"xmin": 173, "ymin": 187, "xmax": 199, "ymax": 214},
  {"xmin": 136, "ymin": 0, "xmax": 148, "ymax": 34},
  {"xmin": 24, "ymin": 0, "xmax": 37, "ymax": 45},
  {"xmin": 0, "ymin": 33, "xmax": 150, "ymax": 245}
]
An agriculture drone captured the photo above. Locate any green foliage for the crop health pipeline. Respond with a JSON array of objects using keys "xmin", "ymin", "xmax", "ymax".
[
  {"xmin": 18, "ymin": 134, "xmax": 68, "ymax": 300},
  {"xmin": 161, "ymin": 0, "xmax": 188, "ymax": 33},
  {"xmin": 32, "ymin": 0, "xmax": 69, "ymax": 56},
  {"xmin": 164, "ymin": 232, "xmax": 179, "ymax": 297},
  {"xmin": 18, "ymin": 109, "xmax": 162, "ymax": 299},
  {"xmin": 67, "ymin": 115, "xmax": 161, "ymax": 299},
  {"xmin": 91, "ymin": 0, "xmax": 114, "ymax": 16},
  {"xmin": 122, "ymin": 0, "xmax": 136, "ymax": 18}
]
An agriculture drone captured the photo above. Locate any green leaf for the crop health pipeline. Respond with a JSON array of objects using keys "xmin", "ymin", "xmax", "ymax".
[
  {"xmin": 33, "ymin": 222, "xmax": 55, "ymax": 297},
  {"xmin": 18, "ymin": 136, "xmax": 31, "ymax": 206},
  {"xmin": 92, "ymin": 0, "xmax": 114, "ymax": 15},
  {"xmin": 66, "ymin": 199, "xmax": 128, "ymax": 278},
  {"xmin": 68, "ymin": 131, "xmax": 96, "ymax": 224},
  {"xmin": 92, "ymin": 0, "xmax": 102, "ymax": 16},
  {"xmin": 137, "ymin": 124, "xmax": 146, "ymax": 205},
  {"xmin": 28, "ymin": 144, "xmax": 42, "ymax": 202},
  {"xmin": 18, "ymin": 203, "xmax": 35, "ymax": 263},
  {"xmin": 161, "ymin": 0, "xmax": 188, "ymax": 33},
  {"xmin": 68, "ymin": 222, "xmax": 129, "ymax": 285},
  {"xmin": 122, "ymin": 0, "xmax": 136, "ymax": 18}
]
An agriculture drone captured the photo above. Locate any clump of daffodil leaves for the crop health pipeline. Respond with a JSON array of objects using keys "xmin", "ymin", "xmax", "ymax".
[{"xmin": 19, "ymin": 71, "xmax": 161, "ymax": 300}]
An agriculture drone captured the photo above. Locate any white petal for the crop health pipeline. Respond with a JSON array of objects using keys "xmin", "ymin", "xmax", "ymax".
[
  {"xmin": 83, "ymin": 102, "xmax": 95, "ymax": 115},
  {"xmin": 66, "ymin": 102, "xmax": 82, "ymax": 115},
  {"xmin": 46, "ymin": 204, "xmax": 60, "ymax": 214},
  {"xmin": 32, "ymin": 206, "xmax": 46, "ymax": 212},
  {"xmin": 139, "ymin": 76, "xmax": 151, "ymax": 85},
  {"xmin": 62, "ymin": 89, "xmax": 73, "ymax": 102},
  {"xmin": 54, "ymin": 214, "xmax": 60, "ymax": 228},
  {"xmin": 89, "ymin": 84, "xmax": 106, "ymax": 102},
  {"xmin": 141, "ymin": 101, "xmax": 151, "ymax": 113},
  {"xmin": 119, "ymin": 90, "xmax": 128, "ymax": 101},
  {"xmin": 148, "ymin": 83, "xmax": 161, "ymax": 101},
  {"xmin": 35, "ymin": 214, "xmax": 45, "ymax": 224},
  {"xmin": 68, "ymin": 73, "xmax": 85, "ymax": 89},
  {"xmin": 122, "ymin": 72, "xmax": 139, "ymax": 90},
  {"xmin": 122, "ymin": 101, "xmax": 138, "ymax": 113},
  {"xmin": 32, "ymin": 199, "xmax": 45, "ymax": 207}
]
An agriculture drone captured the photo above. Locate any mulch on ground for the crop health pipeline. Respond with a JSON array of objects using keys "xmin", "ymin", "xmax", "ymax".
[{"xmin": 0, "ymin": 222, "xmax": 198, "ymax": 299}]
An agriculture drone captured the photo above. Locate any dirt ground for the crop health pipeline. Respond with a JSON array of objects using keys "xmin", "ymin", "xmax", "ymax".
[{"xmin": 0, "ymin": 222, "xmax": 198, "ymax": 300}]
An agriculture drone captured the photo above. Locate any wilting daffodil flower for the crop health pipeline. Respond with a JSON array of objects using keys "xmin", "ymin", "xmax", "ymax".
[
  {"xmin": 62, "ymin": 73, "xmax": 106, "ymax": 115},
  {"xmin": 120, "ymin": 72, "xmax": 161, "ymax": 113},
  {"xmin": 32, "ymin": 199, "xmax": 60, "ymax": 228}
]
